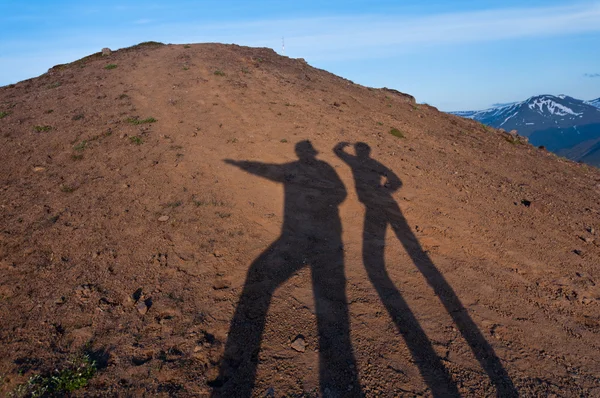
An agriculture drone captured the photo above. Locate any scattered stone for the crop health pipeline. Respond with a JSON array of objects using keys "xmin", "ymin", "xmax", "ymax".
[
  {"xmin": 54, "ymin": 296, "xmax": 66, "ymax": 305},
  {"xmin": 212, "ymin": 279, "xmax": 230, "ymax": 290},
  {"xmin": 265, "ymin": 387, "xmax": 275, "ymax": 397},
  {"xmin": 33, "ymin": 166, "xmax": 46, "ymax": 172},
  {"xmin": 573, "ymin": 249, "xmax": 583, "ymax": 256},
  {"xmin": 587, "ymin": 226, "xmax": 595, "ymax": 235},
  {"xmin": 158, "ymin": 215, "xmax": 169, "ymax": 222},
  {"xmin": 135, "ymin": 298, "xmax": 152, "ymax": 315},
  {"xmin": 136, "ymin": 299, "xmax": 148, "ymax": 315},
  {"xmin": 580, "ymin": 236, "xmax": 594, "ymax": 244},
  {"xmin": 521, "ymin": 199, "xmax": 532, "ymax": 207},
  {"xmin": 213, "ymin": 250, "xmax": 223, "ymax": 258},
  {"xmin": 102, "ymin": 47, "xmax": 112, "ymax": 56},
  {"xmin": 290, "ymin": 335, "xmax": 306, "ymax": 352}
]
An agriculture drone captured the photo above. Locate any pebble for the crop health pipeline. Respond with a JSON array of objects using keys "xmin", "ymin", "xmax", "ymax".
[
  {"xmin": 136, "ymin": 300, "xmax": 148, "ymax": 315},
  {"xmin": 213, "ymin": 250, "xmax": 223, "ymax": 258},
  {"xmin": 290, "ymin": 335, "xmax": 306, "ymax": 352},
  {"xmin": 102, "ymin": 47, "xmax": 112, "ymax": 56},
  {"xmin": 212, "ymin": 279, "xmax": 230, "ymax": 290},
  {"xmin": 158, "ymin": 215, "xmax": 169, "ymax": 222},
  {"xmin": 33, "ymin": 167, "xmax": 46, "ymax": 172}
]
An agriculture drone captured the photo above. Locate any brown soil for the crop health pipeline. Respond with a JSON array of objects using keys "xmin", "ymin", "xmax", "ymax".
[{"xmin": 0, "ymin": 43, "xmax": 599, "ymax": 397}]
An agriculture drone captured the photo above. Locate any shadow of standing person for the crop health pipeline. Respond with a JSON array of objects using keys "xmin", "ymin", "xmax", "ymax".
[
  {"xmin": 335, "ymin": 142, "xmax": 518, "ymax": 397},
  {"xmin": 212, "ymin": 141, "xmax": 361, "ymax": 398}
]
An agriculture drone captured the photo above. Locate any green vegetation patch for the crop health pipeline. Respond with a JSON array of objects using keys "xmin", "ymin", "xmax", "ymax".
[
  {"xmin": 34, "ymin": 125, "xmax": 52, "ymax": 132},
  {"xmin": 0, "ymin": 111, "xmax": 9, "ymax": 119},
  {"xmin": 130, "ymin": 136, "xmax": 143, "ymax": 145},
  {"xmin": 214, "ymin": 70, "xmax": 226, "ymax": 76},
  {"xmin": 11, "ymin": 354, "xmax": 96, "ymax": 397},
  {"xmin": 389, "ymin": 128, "xmax": 405, "ymax": 138},
  {"xmin": 104, "ymin": 64, "xmax": 118, "ymax": 70},
  {"xmin": 126, "ymin": 117, "xmax": 157, "ymax": 125},
  {"xmin": 73, "ymin": 140, "xmax": 87, "ymax": 151}
]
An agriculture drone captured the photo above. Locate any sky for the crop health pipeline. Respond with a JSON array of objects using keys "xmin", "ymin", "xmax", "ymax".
[{"xmin": 1, "ymin": 0, "xmax": 600, "ymax": 111}]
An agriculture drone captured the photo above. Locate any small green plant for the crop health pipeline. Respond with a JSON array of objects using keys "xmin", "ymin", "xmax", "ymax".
[
  {"xmin": 241, "ymin": 67, "xmax": 249, "ymax": 74},
  {"xmin": 45, "ymin": 109, "xmax": 54, "ymax": 114},
  {"xmin": 214, "ymin": 70, "xmax": 225, "ymax": 76},
  {"xmin": 11, "ymin": 354, "xmax": 96, "ymax": 397},
  {"xmin": 71, "ymin": 154, "xmax": 84, "ymax": 161},
  {"xmin": 505, "ymin": 135, "xmax": 523, "ymax": 145},
  {"xmin": 280, "ymin": 139, "xmax": 288, "ymax": 143},
  {"xmin": 73, "ymin": 140, "xmax": 87, "ymax": 151},
  {"xmin": 34, "ymin": 125, "xmax": 52, "ymax": 132},
  {"xmin": 47, "ymin": 82, "xmax": 61, "ymax": 89},
  {"xmin": 183, "ymin": 45, "xmax": 191, "ymax": 49},
  {"xmin": 376, "ymin": 121, "xmax": 383, "ymax": 126},
  {"xmin": 0, "ymin": 111, "xmax": 8, "ymax": 119},
  {"xmin": 60, "ymin": 185, "xmax": 76, "ymax": 193},
  {"xmin": 389, "ymin": 128, "xmax": 405, "ymax": 138},
  {"xmin": 126, "ymin": 117, "xmax": 157, "ymax": 125},
  {"xmin": 104, "ymin": 64, "xmax": 118, "ymax": 70},
  {"xmin": 72, "ymin": 113, "xmax": 84, "ymax": 121},
  {"xmin": 130, "ymin": 136, "xmax": 143, "ymax": 145},
  {"xmin": 118, "ymin": 94, "xmax": 129, "ymax": 100},
  {"xmin": 182, "ymin": 66, "xmax": 189, "ymax": 71}
]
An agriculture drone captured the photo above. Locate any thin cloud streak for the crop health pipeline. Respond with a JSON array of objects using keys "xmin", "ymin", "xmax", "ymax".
[{"xmin": 584, "ymin": 73, "xmax": 600, "ymax": 78}]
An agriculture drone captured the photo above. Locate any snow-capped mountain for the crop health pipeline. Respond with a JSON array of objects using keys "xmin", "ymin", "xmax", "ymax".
[
  {"xmin": 450, "ymin": 95, "xmax": 600, "ymax": 166},
  {"xmin": 585, "ymin": 97, "xmax": 600, "ymax": 108}
]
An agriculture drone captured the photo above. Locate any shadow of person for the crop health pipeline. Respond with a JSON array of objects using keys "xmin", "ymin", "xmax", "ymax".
[
  {"xmin": 212, "ymin": 141, "xmax": 361, "ymax": 397},
  {"xmin": 335, "ymin": 142, "xmax": 518, "ymax": 397}
]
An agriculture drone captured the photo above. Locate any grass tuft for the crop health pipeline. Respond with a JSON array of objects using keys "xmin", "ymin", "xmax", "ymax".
[
  {"xmin": 213, "ymin": 70, "xmax": 225, "ymax": 76},
  {"xmin": 34, "ymin": 125, "xmax": 52, "ymax": 132},
  {"xmin": 126, "ymin": 117, "xmax": 157, "ymax": 125},
  {"xmin": 104, "ymin": 64, "xmax": 118, "ymax": 70},
  {"xmin": 0, "ymin": 111, "xmax": 9, "ymax": 119},
  {"xmin": 11, "ymin": 354, "xmax": 96, "ymax": 397},
  {"xmin": 130, "ymin": 136, "xmax": 143, "ymax": 145},
  {"xmin": 389, "ymin": 128, "xmax": 405, "ymax": 138}
]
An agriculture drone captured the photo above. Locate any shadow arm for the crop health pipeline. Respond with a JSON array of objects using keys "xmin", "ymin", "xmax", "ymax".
[{"xmin": 224, "ymin": 159, "xmax": 284, "ymax": 182}]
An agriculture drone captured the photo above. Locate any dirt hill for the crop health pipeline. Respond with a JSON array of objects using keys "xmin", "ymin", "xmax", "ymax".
[{"xmin": 0, "ymin": 42, "xmax": 599, "ymax": 397}]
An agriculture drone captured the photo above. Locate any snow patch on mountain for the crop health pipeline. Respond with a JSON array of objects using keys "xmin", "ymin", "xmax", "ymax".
[{"xmin": 527, "ymin": 96, "xmax": 582, "ymax": 116}]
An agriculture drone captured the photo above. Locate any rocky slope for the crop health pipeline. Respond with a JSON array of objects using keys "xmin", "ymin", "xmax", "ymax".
[{"xmin": 0, "ymin": 43, "xmax": 599, "ymax": 397}]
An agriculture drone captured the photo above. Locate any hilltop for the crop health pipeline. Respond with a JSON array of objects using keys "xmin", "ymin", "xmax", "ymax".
[{"xmin": 0, "ymin": 42, "xmax": 599, "ymax": 397}]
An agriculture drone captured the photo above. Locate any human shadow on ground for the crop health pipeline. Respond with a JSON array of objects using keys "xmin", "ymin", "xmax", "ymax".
[
  {"xmin": 211, "ymin": 141, "xmax": 362, "ymax": 397},
  {"xmin": 334, "ymin": 142, "xmax": 518, "ymax": 397}
]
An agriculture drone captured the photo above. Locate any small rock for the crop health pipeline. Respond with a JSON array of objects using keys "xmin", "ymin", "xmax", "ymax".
[
  {"xmin": 290, "ymin": 335, "xmax": 306, "ymax": 352},
  {"xmin": 136, "ymin": 300, "xmax": 148, "ymax": 315},
  {"xmin": 580, "ymin": 236, "xmax": 594, "ymax": 244},
  {"xmin": 212, "ymin": 279, "xmax": 230, "ymax": 290},
  {"xmin": 102, "ymin": 47, "xmax": 112, "ymax": 56},
  {"xmin": 265, "ymin": 387, "xmax": 275, "ymax": 397},
  {"xmin": 33, "ymin": 166, "xmax": 46, "ymax": 172},
  {"xmin": 587, "ymin": 226, "xmax": 595, "ymax": 235},
  {"xmin": 521, "ymin": 199, "xmax": 532, "ymax": 207},
  {"xmin": 158, "ymin": 215, "xmax": 169, "ymax": 222},
  {"xmin": 573, "ymin": 249, "xmax": 583, "ymax": 256},
  {"xmin": 213, "ymin": 250, "xmax": 223, "ymax": 258}
]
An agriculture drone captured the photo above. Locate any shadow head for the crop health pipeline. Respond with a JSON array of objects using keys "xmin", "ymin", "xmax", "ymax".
[
  {"xmin": 355, "ymin": 142, "xmax": 371, "ymax": 158},
  {"xmin": 295, "ymin": 140, "xmax": 318, "ymax": 160}
]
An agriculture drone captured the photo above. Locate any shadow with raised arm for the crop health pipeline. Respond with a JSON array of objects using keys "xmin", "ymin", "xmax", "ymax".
[
  {"xmin": 211, "ymin": 141, "xmax": 361, "ymax": 397},
  {"xmin": 335, "ymin": 142, "xmax": 517, "ymax": 397}
]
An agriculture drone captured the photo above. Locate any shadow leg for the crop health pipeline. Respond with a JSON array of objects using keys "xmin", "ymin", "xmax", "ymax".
[
  {"xmin": 363, "ymin": 207, "xmax": 460, "ymax": 397},
  {"xmin": 389, "ymin": 207, "xmax": 518, "ymax": 397},
  {"xmin": 212, "ymin": 241, "xmax": 298, "ymax": 398},
  {"xmin": 311, "ymin": 244, "xmax": 362, "ymax": 398}
]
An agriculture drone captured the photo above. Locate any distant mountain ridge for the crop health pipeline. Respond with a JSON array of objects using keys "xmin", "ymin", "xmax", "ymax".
[{"xmin": 451, "ymin": 94, "xmax": 600, "ymax": 166}]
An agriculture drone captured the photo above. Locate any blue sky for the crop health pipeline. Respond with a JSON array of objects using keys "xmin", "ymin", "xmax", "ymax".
[{"xmin": 2, "ymin": 0, "xmax": 600, "ymax": 111}]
